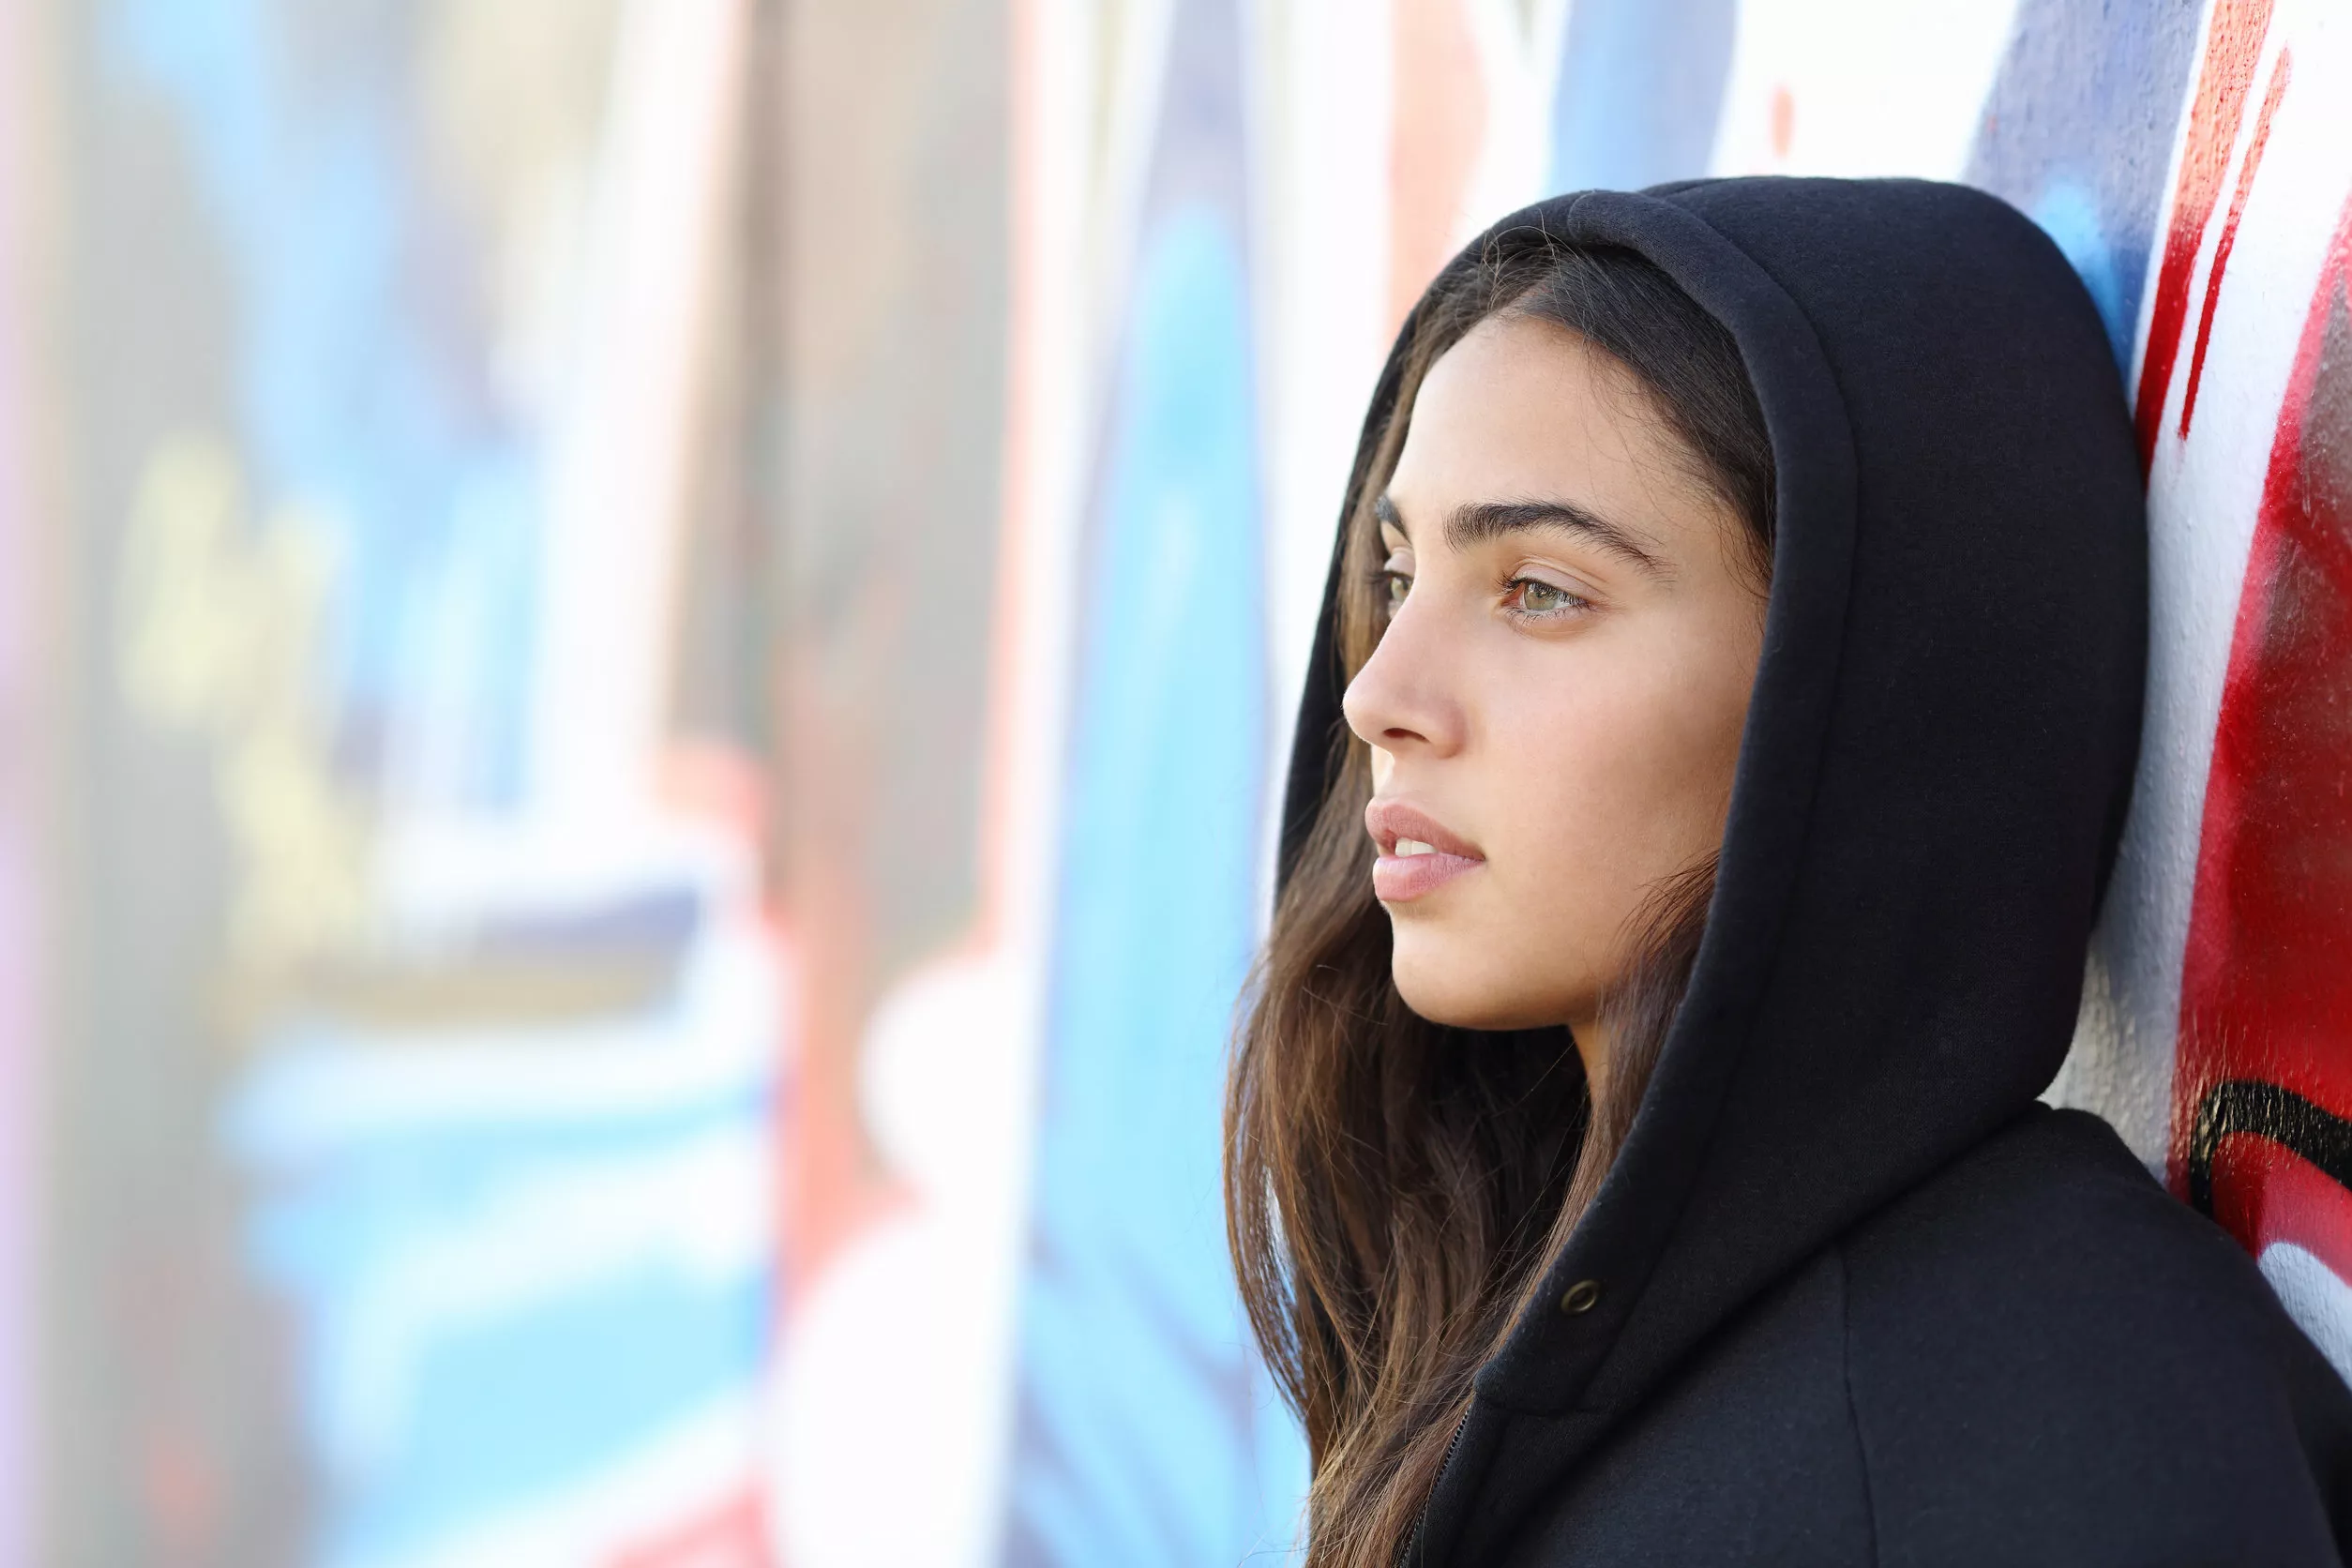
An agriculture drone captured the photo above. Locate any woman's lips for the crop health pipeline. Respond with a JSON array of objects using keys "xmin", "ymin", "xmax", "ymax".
[{"xmin": 1364, "ymin": 799, "xmax": 1485, "ymax": 903}]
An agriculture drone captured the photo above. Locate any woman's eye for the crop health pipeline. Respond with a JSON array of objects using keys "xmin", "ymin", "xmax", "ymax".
[
  {"xmin": 1373, "ymin": 550, "xmax": 1413, "ymax": 611},
  {"xmin": 1504, "ymin": 577, "xmax": 1589, "ymax": 617}
]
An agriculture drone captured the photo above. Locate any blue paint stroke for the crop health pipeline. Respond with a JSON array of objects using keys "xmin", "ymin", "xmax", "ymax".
[
  {"xmin": 1966, "ymin": 0, "xmax": 2204, "ymax": 376},
  {"xmin": 2029, "ymin": 180, "xmax": 2133, "ymax": 369},
  {"xmin": 366, "ymin": 1269, "xmax": 762, "ymax": 1555},
  {"xmin": 233, "ymin": 1072, "xmax": 774, "ymax": 1566},
  {"xmin": 1547, "ymin": 0, "xmax": 1738, "ymax": 195},
  {"xmin": 1003, "ymin": 196, "xmax": 1304, "ymax": 1565}
]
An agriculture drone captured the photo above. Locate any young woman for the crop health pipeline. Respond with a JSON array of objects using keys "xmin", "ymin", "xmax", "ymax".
[{"xmin": 1227, "ymin": 176, "xmax": 2352, "ymax": 1565}]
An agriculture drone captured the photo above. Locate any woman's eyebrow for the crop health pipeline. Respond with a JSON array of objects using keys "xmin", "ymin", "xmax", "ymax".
[
  {"xmin": 1376, "ymin": 491, "xmax": 1673, "ymax": 580},
  {"xmin": 1450, "ymin": 498, "xmax": 1672, "ymax": 579}
]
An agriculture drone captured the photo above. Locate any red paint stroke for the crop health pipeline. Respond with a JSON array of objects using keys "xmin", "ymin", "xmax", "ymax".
[
  {"xmin": 2135, "ymin": 0, "xmax": 2278, "ymax": 473},
  {"xmin": 609, "ymin": 1488, "xmax": 773, "ymax": 1568},
  {"xmin": 1387, "ymin": 0, "xmax": 1488, "ymax": 337},
  {"xmin": 2181, "ymin": 49, "xmax": 2293, "ymax": 441},
  {"xmin": 2173, "ymin": 192, "xmax": 2352, "ymax": 1283}
]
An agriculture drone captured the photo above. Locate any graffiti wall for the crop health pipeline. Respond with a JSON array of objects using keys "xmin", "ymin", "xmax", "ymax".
[
  {"xmin": 45, "ymin": 3, "xmax": 779, "ymax": 1564},
  {"xmin": 7, "ymin": 0, "xmax": 2351, "ymax": 1563},
  {"xmin": 2071, "ymin": 0, "xmax": 2352, "ymax": 1382}
]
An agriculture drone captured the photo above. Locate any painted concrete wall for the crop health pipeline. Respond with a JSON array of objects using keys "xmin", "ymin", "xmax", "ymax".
[
  {"xmin": 782, "ymin": 0, "xmax": 2352, "ymax": 1561},
  {"xmin": 8, "ymin": 0, "xmax": 2352, "ymax": 1564},
  {"xmin": 2045, "ymin": 0, "xmax": 2352, "ymax": 1384},
  {"xmin": 38, "ymin": 4, "xmax": 780, "ymax": 1564}
]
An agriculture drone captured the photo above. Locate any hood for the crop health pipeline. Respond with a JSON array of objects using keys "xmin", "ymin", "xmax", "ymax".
[{"xmin": 1276, "ymin": 176, "xmax": 2147, "ymax": 1555}]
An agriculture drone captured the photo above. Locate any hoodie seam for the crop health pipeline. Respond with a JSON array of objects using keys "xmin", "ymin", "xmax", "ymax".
[{"xmin": 1837, "ymin": 1244, "xmax": 1882, "ymax": 1568}]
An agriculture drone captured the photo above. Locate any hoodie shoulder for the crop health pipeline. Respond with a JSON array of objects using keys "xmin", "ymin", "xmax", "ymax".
[{"xmin": 1838, "ymin": 1107, "xmax": 2352, "ymax": 1566}]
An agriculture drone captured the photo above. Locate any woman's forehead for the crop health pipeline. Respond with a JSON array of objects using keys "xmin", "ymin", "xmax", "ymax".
[{"xmin": 1386, "ymin": 316, "xmax": 1733, "ymax": 564}]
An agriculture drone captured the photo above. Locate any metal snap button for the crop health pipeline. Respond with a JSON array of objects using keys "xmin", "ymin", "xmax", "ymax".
[{"xmin": 1559, "ymin": 1278, "xmax": 1602, "ymax": 1316}]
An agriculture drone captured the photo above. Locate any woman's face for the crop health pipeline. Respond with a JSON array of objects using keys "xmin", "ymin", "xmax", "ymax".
[{"xmin": 1343, "ymin": 310, "xmax": 1767, "ymax": 1054}]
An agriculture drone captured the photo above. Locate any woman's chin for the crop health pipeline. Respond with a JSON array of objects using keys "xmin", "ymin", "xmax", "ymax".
[{"xmin": 1390, "ymin": 942, "xmax": 1582, "ymax": 1033}]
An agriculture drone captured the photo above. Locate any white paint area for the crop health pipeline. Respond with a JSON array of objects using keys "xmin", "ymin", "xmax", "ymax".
[
  {"xmin": 2260, "ymin": 1242, "xmax": 2352, "ymax": 1390},
  {"xmin": 1457, "ymin": 0, "xmax": 1575, "ymax": 242},
  {"xmin": 1710, "ymin": 0, "xmax": 2024, "ymax": 178},
  {"xmin": 529, "ymin": 0, "xmax": 744, "ymax": 830},
  {"xmin": 1250, "ymin": 0, "xmax": 1396, "ymax": 914},
  {"xmin": 769, "ymin": 955, "xmax": 1033, "ymax": 1568},
  {"xmin": 1247, "ymin": 0, "xmax": 1571, "ymax": 923},
  {"xmin": 2057, "ymin": 0, "xmax": 2352, "ymax": 1169}
]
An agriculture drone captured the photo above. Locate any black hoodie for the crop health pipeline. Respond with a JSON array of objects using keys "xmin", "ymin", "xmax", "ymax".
[{"xmin": 1279, "ymin": 177, "xmax": 2352, "ymax": 1565}]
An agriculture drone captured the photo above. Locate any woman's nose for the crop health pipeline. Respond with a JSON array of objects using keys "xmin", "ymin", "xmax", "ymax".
[{"xmin": 1342, "ymin": 594, "xmax": 1464, "ymax": 757}]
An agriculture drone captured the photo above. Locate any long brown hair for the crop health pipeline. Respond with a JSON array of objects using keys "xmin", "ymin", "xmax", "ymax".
[{"xmin": 1224, "ymin": 230, "xmax": 1774, "ymax": 1566}]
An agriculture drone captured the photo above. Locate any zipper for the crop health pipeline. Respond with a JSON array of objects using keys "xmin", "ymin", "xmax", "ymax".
[{"xmin": 1402, "ymin": 1405, "xmax": 1473, "ymax": 1566}]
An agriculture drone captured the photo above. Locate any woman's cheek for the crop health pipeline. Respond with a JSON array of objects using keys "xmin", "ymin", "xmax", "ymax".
[
  {"xmin": 1508, "ymin": 683, "xmax": 1692, "ymax": 926},
  {"xmin": 1485, "ymin": 787, "xmax": 1622, "ymax": 1003}
]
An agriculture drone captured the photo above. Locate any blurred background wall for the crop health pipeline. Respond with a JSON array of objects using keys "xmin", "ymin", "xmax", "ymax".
[{"xmin": 0, "ymin": 0, "xmax": 2348, "ymax": 1564}]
